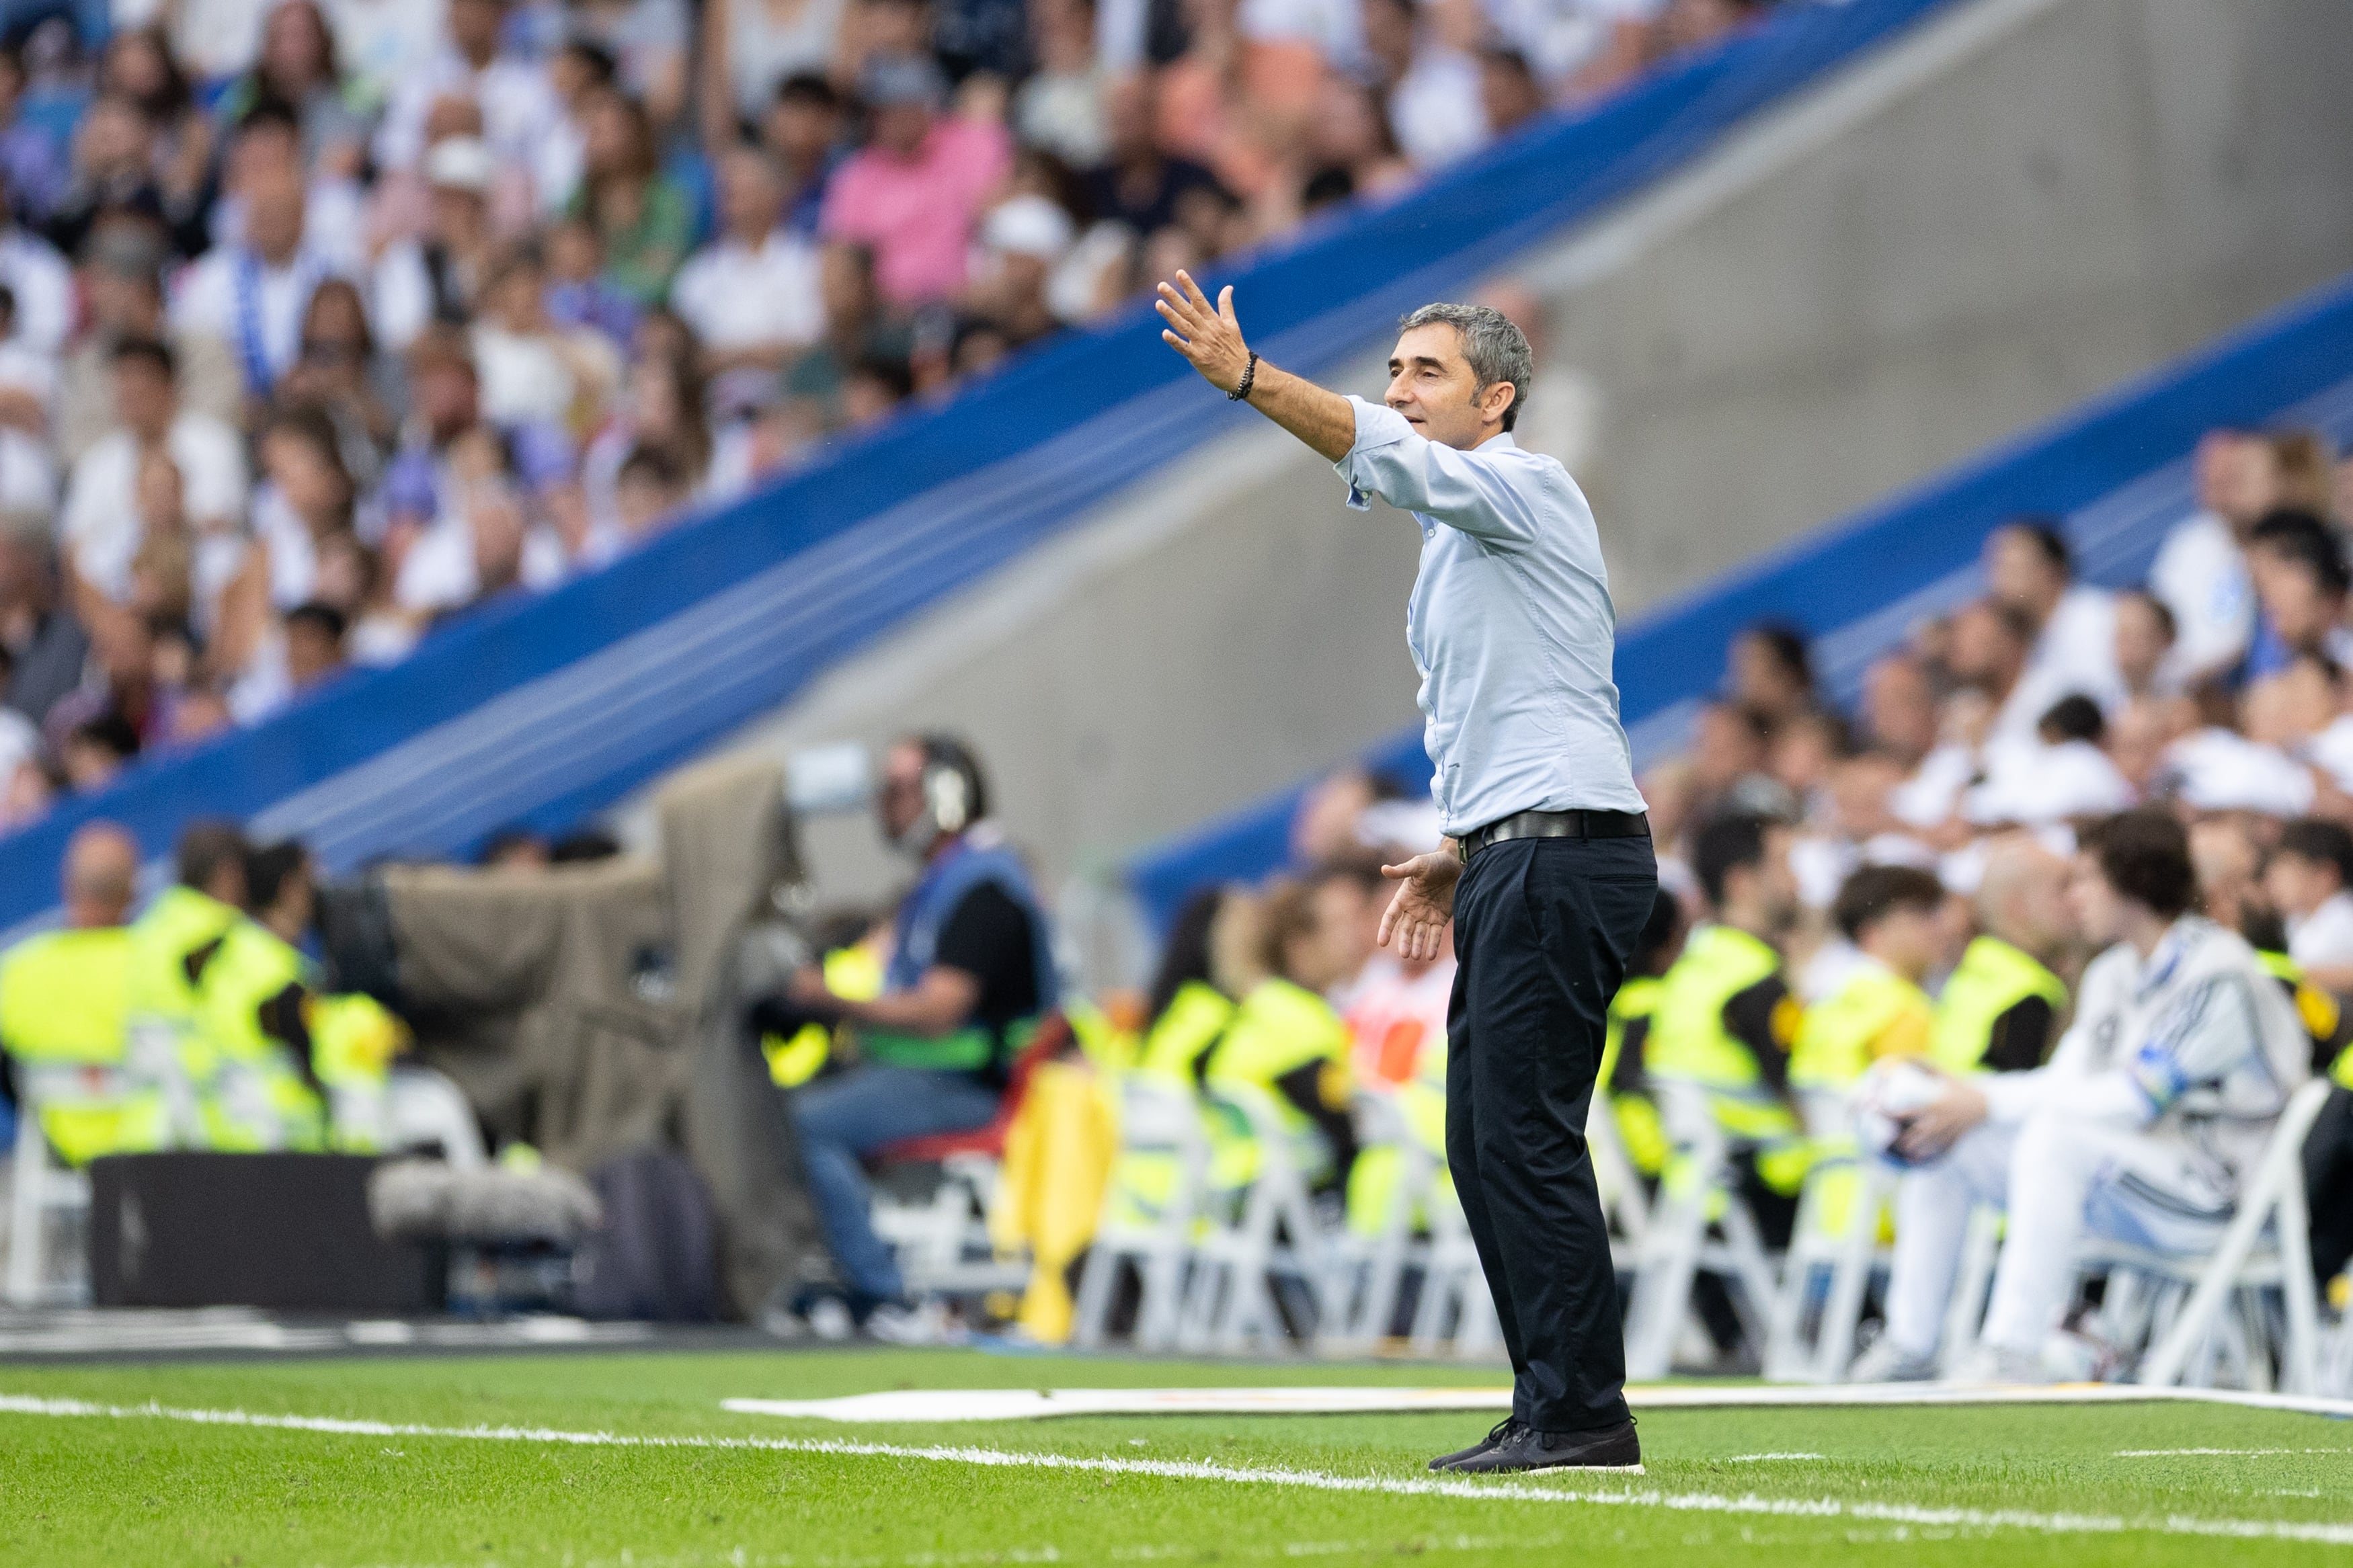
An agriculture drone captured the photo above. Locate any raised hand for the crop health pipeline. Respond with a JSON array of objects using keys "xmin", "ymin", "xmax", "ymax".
[
  {"xmin": 1154, "ymin": 270, "xmax": 1252, "ymax": 394},
  {"xmin": 1378, "ymin": 850, "xmax": 1461, "ymax": 962}
]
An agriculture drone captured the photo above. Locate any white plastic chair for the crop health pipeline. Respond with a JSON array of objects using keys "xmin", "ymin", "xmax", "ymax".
[
  {"xmin": 1070, "ymin": 1076, "xmax": 1211, "ymax": 1351},
  {"xmin": 1314, "ymin": 1088, "xmax": 1435, "ymax": 1354},
  {"xmin": 1407, "ymin": 1178, "xmax": 1503, "ymax": 1358},
  {"xmin": 1763, "ymin": 1087, "xmax": 1893, "ymax": 1383},
  {"xmin": 4, "ymin": 1068, "xmax": 101, "ymax": 1307},
  {"xmin": 2132, "ymin": 1078, "xmax": 2331, "ymax": 1394},
  {"xmin": 1174, "ymin": 1084, "xmax": 1327, "ymax": 1354},
  {"xmin": 1587, "ymin": 1087, "xmax": 1650, "ymax": 1263},
  {"xmin": 1620, "ymin": 1077, "xmax": 1784, "ymax": 1380}
]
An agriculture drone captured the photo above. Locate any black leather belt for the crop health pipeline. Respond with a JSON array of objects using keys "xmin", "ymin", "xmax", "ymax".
[{"xmin": 1460, "ymin": 808, "xmax": 1650, "ymax": 860}]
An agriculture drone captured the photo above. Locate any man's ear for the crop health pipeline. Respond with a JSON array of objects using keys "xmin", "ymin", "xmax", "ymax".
[{"xmin": 1480, "ymin": 378, "xmax": 1517, "ymax": 426}]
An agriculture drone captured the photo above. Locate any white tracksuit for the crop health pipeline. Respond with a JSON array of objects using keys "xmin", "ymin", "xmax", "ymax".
[{"xmin": 1881, "ymin": 916, "xmax": 2309, "ymax": 1360}]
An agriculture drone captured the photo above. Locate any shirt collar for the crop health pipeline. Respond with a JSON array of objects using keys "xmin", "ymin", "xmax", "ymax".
[{"xmin": 1476, "ymin": 429, "xmax": 1518, "ymax": 454}]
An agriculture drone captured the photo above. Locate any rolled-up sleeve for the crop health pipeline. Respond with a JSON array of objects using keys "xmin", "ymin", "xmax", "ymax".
[{"xmin": 1330, "ymin": 395, "xmax": 1538, "ymax": 542}]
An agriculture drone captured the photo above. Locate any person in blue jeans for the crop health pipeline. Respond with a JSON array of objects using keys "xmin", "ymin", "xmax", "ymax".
[{"xmin": 763, "ymin": 733, "xmax": 1054, "ymax": 1339}]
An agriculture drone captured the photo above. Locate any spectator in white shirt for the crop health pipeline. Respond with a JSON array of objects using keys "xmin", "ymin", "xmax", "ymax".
[
  {"xmin": 373, "ymin": 0, "xmax": 569, "ymax": 212},
  {"xmin": 374, "ymin": 136, "xmax": 501, "ymax": 354},
  {"xmin": 2147, "ymin": 429, "xmax": 2272, "ymax": 685},
  {"xmin": 2264, "ymin": 818, "xmax": 2353, "ymax": 994},
  {"xmin": 0, "ymin": 171, "xmax": 71, "ymax": 356},
  {"xmin": 1986, "ymin": 519, "xmax": 2120, "ymax": 733},
  {"xmin": 205, "ymin": 99, "xmax": 368, "ymax": 274},
  {"xmin": 171, "ymin": 159, "xmax": 348, "ymax": 412},
  {"xmin": 1362, "ymin": 0, "xmax": 1485, "ymax": 167},
  {"xmin": 2109, "ymin": 587, "xmax": 2180, "ymax": 711},
  {"xmin": 61, "ymin": 337, "xmax": 251, "ymax": 621},
  {"xmin": 670, "ymin": 145, "xmax": 824, "ymax": 409}
]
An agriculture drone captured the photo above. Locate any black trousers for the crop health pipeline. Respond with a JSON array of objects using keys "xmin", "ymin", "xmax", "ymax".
[
  {"xmin": 2305, "ymin": 1081, "xmax": 2353, "ymax": 1289},
  {"xmin": 1446, "ymin": 832, "xmax": 1657, "ymax": 1433}
]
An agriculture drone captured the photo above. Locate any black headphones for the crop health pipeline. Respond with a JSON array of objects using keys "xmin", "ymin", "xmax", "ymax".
[{"xmin": 910, "ymin": 733, "xmax": 988, "ymax": 846}]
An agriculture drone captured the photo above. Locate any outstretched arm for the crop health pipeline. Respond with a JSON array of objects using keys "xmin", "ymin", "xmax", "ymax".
[{"xmin": 1156, "ymin": 271, "xmax": 1356, "ymax": 462}]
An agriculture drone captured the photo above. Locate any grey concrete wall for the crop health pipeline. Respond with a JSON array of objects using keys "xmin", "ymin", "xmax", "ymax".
[{"xmin": 636, "ymin": 0, "xmax": 2353, "ymax": 923}]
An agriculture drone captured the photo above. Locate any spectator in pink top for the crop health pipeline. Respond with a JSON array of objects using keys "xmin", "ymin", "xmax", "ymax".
[{"xmin": 820, "ymin": 54, "xmax": 1013, "ymax": 308}]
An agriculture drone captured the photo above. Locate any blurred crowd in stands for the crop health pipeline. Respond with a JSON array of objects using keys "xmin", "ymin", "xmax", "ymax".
[{"xmin": 0, "ymin": 0, "xmax": 1773, "ymax": 833}]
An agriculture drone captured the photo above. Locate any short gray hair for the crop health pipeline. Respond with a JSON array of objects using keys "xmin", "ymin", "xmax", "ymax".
[{"xmin": 1398, "ymin": 302, "xmax": 1533, "ymax": 431}]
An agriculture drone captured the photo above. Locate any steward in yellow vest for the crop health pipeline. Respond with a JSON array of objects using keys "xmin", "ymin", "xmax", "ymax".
[
  {"xmin": 1930, "ymin": 833, "xmax": 2071, "ymax": 1075},
  {"xmin": 0, "ymin": 823, "xmax": 159, "ymax": 1166},
  {"xmin": 124, "ymin": 821, "xmax": 251, "ymax": 1143},
  {"xmin": 1790, "ymin": 866, "xmax": 1941, "ymax": 1092},
  {"xmin": 193, "ymin": 843, "xmax": 409, "ymax": 1151},
  {"xmin": 1101, "ymin": 886, "xmax": 1240, "ymax": 1232},
  {"xmin": 1597, "ymin": 889, "xmax": 1685, "ymax": 1182},
  {"xmin": 1199, "ymin": 872, "xmax": 1365, "ymax": 1194},
  {"xmin": 1647, "ymin": 815, "xmax": 1811, "ymax": 1206}
]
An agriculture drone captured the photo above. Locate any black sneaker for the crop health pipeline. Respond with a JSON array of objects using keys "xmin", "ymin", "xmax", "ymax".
[
  {"xmin": 1447, "ymin": 1418, "xmax": 1642, "ymax": 1475},
  {"xmin": 1428, "ymin": 1418, "xmax": 1523, "ymax": 1472}
]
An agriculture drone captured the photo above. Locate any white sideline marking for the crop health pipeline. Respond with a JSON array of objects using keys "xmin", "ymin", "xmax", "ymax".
[
  {"xmin": 717, "ymin": 1380, "xmax": 2353, "ymax": 1424},
  {"xmin": 2118, "ymin": 1457, "xmax": 2353, "ymax": 1467},
  {"xmin": 7, "ymin": 1393, "xmax": 2353, "ymax": 1548},
  {"xmin": 1725, "ymin": 1452, "xmax": 1828, "ymax": 1462}
]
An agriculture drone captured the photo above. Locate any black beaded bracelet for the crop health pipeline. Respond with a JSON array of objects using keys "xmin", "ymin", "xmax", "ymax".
[{"xmin": 1228, "ymin": 352, "xmax": 1259, "ymax": 401}]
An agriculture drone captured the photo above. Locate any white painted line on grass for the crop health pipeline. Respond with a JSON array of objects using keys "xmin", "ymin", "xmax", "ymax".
[
  {"xmin": 1724, "ymin": 1452, "xmax": 1828, "ymax": 1462},
  {"xmin": 2118, "ymin": 1457, "xmax": 2353, "ymax": 1467},
  {"xmin": 6, "ymin": 1393, "xmax": 2353, "ymax": 1549}
]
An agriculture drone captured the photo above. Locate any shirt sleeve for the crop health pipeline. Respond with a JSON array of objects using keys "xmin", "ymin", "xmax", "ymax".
[
  {"xmin": 1329, "ymin": 395, "xmax": 1541, "ymax": 543},
  {"xmin": 1979, "ymin": 995, "xmax": 2056, "ymax": 1073}
]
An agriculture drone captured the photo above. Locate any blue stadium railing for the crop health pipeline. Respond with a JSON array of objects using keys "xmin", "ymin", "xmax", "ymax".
[
  {"xmin": 1128, "ymin": 265, "xmax": 2353, "ymax": 929},
  {"xmin": 0, "ymin": 0, "xmax": 1957, "ymax": 932}
]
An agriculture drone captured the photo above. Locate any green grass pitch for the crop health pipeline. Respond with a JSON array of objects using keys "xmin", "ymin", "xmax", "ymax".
[{"xmin": 5, "ymin": 1347, "xmax": 2352, "ymax": 1566}]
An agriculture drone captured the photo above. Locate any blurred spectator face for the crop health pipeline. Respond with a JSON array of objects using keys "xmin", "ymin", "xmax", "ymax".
[
  {"xmin": 2113, "ymin": 589, "xmax": 2174, "ymax": 693},
  {"xmin": 1860, "ymin": 899, "xmax": 1941, "ymax": 979},
  {"xmin": 285, "ymin": 608, "xmax": 347, "ymax": 688},
  {"xmin": 853, "ymin": 0, "xmax": 932, "ymax": 59},
  {"xmin": 820, "ymin": 245, "xmax": 878, "ymax": 331},
  {"xmin": 1861, "ymin": 653, "xmax": 1936, "ymax": 764},
  {"xmin": 548, "ymin": 216, "xmax": 604, "ymax": 284},
  {"xmin": 84, "ymin": 258, "xmax": 166, "ymax": 334},
  {"xmin": 111, "ymin": 354, "xmax": 175, "ymax": 441},
  {"xmin": 77, "ymin": 96, "xmax": 152, "ymax": 179},
  {"xmin": 430, "ymin": 179, "xmax": 490, "ymax": 245},
  {"xmin": 1767, "ymin": 710, "xmax": 1839, "ymax": 799},
  {"xmin": 843, "ymin": 364, "xmax": 904, "ymax": 426},
  {"xmin": 2249, "ymin": 540, "xmax": 2345, "ymax": 653},
  {"xmin": 1827, "ymin": 753, "xmax": 1901, "ymax": 840},
  {"xmin": 1946, "ymin": 601, "xmax": 2026, "ymax": 696},
  {"xmin": 1285, "ymin": 876, "xmax": 1377, "ymax": 994},
  {"xmin": 1361, "ymin": 0, "xmax": 1413, "ymax": 80},
  {"xmin": 1292, "ymin": 767, "xmax": 1374, "ymax": 863},
  {"xmin": 260, "ymin": 0, "xmax": 333, "ymax": 91},
  {"xmin": 1985, "ymin": 526, "xmax": 2066, "ymax": 624},
  {"xmin": 2104, "ymin": 696, "xmax": 2181, "ymax": 792},
  {"xmin": 1689, "ymin": 700, "xmax": 1766, "ymax": 795},
  {"xmin": 614, "ymin": 455, "xmax": 684, "ymax": 536},
  {"xmin": 2063, "ymin": 848, "xmax": 2130, "ymax": 946},
  {"xmin": 243, "ymin": 165, "xmax": 308, "ymax": 263},
  {"xmin": 1, "ymin": 757, "xmax": 51, "ymax": 822},
  {"xmin": 766, "ymin": 85, "xmax": 844, "ymax": 171},
  {"xmin": 483, "ymin": 254, "xmax": 549, "ymax": 331},
  {"xmin": 411, "ymin": 352, "xmax": 481, "ymax": 440},
  {"xmin": 1730, "ymin": 628, "xmax": 1809, "ymax": 720},
  {"xmin": 873, "ymin": 97, "xmax": 935, "ymax": 158},
  {"xmin": 171, "ymin": 688, "xmax": 232, "ymax": 742},
  {"xmin": 1662, "ymin": 0, "xmax": 1755, "ymax": 51},
  {"xmin": 2196, "ymin": 430, "xmax": 2277, "ymax": 535},
  {"xmin": 1977, "ymin": 833, "xmax": 2070, "ymax": 953},
  {"xmin": 230, "ymin": 115, "xmax": 305, "ymax": 192},
  {"xmin": 1730, "ymin": 823, "xmax": 1800, "ymax": 930},
  {"xmin": 2191, "ymin": 817, "xmax": 2264, "ymax": 932},
  {"xmin": 1102, "ymin": 73, "xmax": 1156, "ymax": 165},
  {"xmin": 264, "ymin": 423, "xmax": 350, "ymax": 530},
  {"xmin": 582, "ymin": 90, "xmax": 647, "ymax": 178},
  {"xmin": 2264, "ymin": 842, "xmax": 2343, "ymax": 923},
  {"xmin": 719, "ymin": 149, "xmax": 787, "ymax": 243},
  {"xmin": 1310, "ymin": 80, "xmax": 1388, "ymax": 171},
  {"xmin": 2241, "ymin": 657, "xmax": 2338, "ymax": 748},
  {"xmin": 63, "ymin": 731, "xmax": 129, "ymax": 791},
  {"xmin": 311, "ymin": 531, "xmax": 375, "ymax": 613},
  {"xmin": 634, "ymin": 308, "xmax": 694, "ymax": 367},
  {"xmin": 953, "ymin": 325, "xmax": 1010, "ymax": 376},
  {"xmin": 1477, "ymin": 50, "xmax": 1542, "ymax": 138},
  {"xmin": 101, "ymin": 28, "xmax": 173, "ymax": 107},
  {"xmin": 449, "ymin": 0, "xmax": 506, "ymax": 62},
  {"xmin": 875, "ymin": 739, "xmax": 928, "ymax": 843}
]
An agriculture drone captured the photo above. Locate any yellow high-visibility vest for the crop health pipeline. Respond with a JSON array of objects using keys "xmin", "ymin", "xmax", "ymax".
[
  {"xmin": 0, "ymin": 927, "xmax": 163, "ymax": 1165},
  {"xmin": 1790, "ymin": 962, "xmax": 1932, "ymax": 1090},
  {"xmin": 1929, "ymin": 936, "xmax": 2067, "ymax": 1074},
  {"xmin": 1203, "ymin": 977, "xmax": 1352, "ymax": 1189}
]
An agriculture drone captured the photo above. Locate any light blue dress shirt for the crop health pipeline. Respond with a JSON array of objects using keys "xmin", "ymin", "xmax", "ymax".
[{"xmin": 1334, "ymin": 395, "xmax": 1645, "ymax": 837}]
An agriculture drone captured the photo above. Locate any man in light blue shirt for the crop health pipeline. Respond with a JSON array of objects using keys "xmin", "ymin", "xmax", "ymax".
[{"xmin": 1158, "ymin": 273, "xmax": 1657, "ymax": 1475}]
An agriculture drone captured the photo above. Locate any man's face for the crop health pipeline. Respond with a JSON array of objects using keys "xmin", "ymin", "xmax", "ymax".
[
  {"xmin": 1862, "ymin": 655, "xmax": 1936, "ymax": 760},
  {"xmin": 766, "ymin": 97, "xmax": 840, "ymax": 165},
  {"xmin": 2263, "ymin": 851, "xmax": 2338, "ymax": 922},
  {"xmin": 875, "ymin": 742, "xmax": 928, "ymax": 844},
  {"xmin": 2112, "ymin": 593, "xmax": 2171, "ymax": 689},
  {"xmin": 1863, "ymin": 903, "xmax": 1940, "ymax": 982},
  {"xmin": 2065, "ymin": 853, "xmax": 2127, "ymax": 947},
  {"xmin": 450, "ymin": 0, "xmax": 503, "ymax": 58},
  {"xmin": 112, "ymin": 359, "xmax": 174, "ymax": 438},
  {"xmin": 873, "ymin": 102, "xmax": 932, "ymax": 157},
  {"xmin": 721, "ymin": 152, "xmax": 783, "ymax": 240},
  {"xmin": 1728, "ymin": 827, "xmax": 1798, "ymax": 930},
  {"xmin": 2196, "ymin": 432, "xmax": 2276, "ymax": 529},
  {"xmin": 1985, "ymin": 528, "xmax": 2062, "ymax": 620},
  {"xmin": 1384, "ymin": 323, "xmax": 1505, "ymax": 452},
  {"xmin": 1946, "ymin": 603, "xmax": 2022, "ymax": 692},
  {"xmin": 2251, "ymin": 549, "xmax": 2341, "ymax": 651}
]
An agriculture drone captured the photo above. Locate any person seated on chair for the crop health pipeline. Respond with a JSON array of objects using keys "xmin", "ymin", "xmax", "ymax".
[
  {"xmin": 1597, "ymin": 889, "xmax": 1686, "ymax": 1188},
  {"xmin": 189, "ymin": 841, "xmax": 414, "ymax": 1152},
  {"xmin": 1790, "ymin": 865, "xmax": 1942, "ymax": 1095},
  {"xmin": 126, "ymin": 819, "xmax": 251, "ymax": 1143},
  {"xmin": 1853, "ymin": 809, "xmax": 2309, "ymax": 1384},
  {"xmin": 1100, "ymin": 885, "xmax": 1238, "ymax": 1239},
  {"xmin": 1930, "ymin": 834, "xmax": 2071, "ymax": 1077},
  {"xmin": 0, "ymin": 821, "xmax": 165, "ymax": 1169},
  {"xmin": 1200, "ymin": 867, "xmax": 1369, "ymax": 1208},
  {"xmin": 763, "ymin": 734, "xmax": 1056, "ymax": 1341}
]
